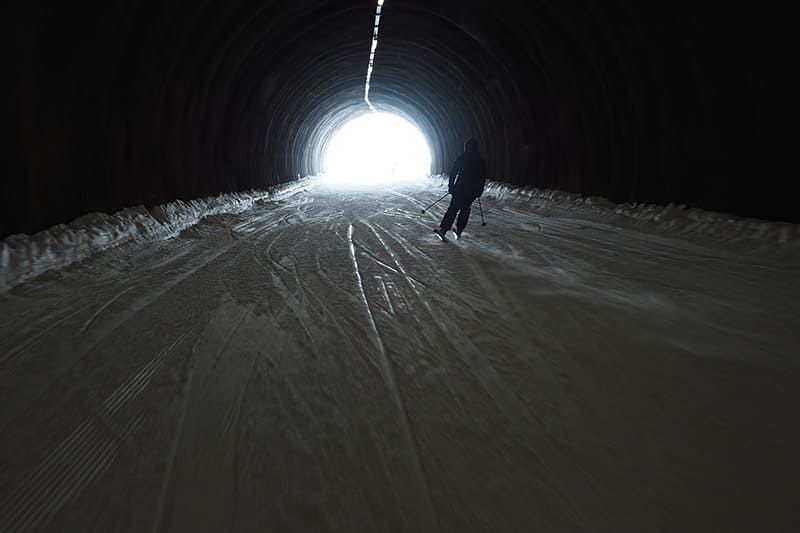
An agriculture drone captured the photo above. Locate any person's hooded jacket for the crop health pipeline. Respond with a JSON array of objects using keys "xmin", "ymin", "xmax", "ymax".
[{"xmin": 448, "ymin": 139, "xmax": 486, "ymax": 198}]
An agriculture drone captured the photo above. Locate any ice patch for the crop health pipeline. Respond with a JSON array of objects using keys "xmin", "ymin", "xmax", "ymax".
[{"xmin": 0, "ymin": 180, "xmax": 310, "ymax": 292}]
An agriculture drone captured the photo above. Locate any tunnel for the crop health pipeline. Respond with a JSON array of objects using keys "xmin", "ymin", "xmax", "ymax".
[
  {"xmin": 3, "ymin": 2, "xmax": 800, "ymax": 531},
  {"xmin": 4, "ymin": 0, "xmax": 798, "ymax": 238}
]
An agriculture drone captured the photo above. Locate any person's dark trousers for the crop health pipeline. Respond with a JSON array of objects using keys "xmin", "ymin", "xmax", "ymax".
[{"xmin": 439, "ymin": 193, "xmax": 477, "ymax": 233}]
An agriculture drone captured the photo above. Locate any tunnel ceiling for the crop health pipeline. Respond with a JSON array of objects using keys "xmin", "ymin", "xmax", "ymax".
[{"xmin": 5, "ymin": 0, "xmax": 798, "ymax": 237}]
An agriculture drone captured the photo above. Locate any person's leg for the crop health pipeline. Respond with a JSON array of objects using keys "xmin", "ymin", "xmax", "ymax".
[
  {"xmin": 439, "ymin": 195, "xmax": 460, "ymax": 232},
  {"xmin": 455, "ymin": 196, "xmax": 475, "ymax": 233}
]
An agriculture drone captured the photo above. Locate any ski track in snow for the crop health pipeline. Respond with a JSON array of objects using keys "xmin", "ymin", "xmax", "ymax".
[{"xmin": 1, "ymin": 177, "xmax": 799, "ymax": 531}]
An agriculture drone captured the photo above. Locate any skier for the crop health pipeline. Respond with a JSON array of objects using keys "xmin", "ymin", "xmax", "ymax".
[{"xmin": 434, "ymin": 138, "xmax": 486, "ymax": 240}]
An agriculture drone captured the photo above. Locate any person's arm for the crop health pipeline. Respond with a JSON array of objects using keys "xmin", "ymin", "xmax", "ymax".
[{"xmin": 448, "ymin": 156, "xmax": 461, "ymax": 193}]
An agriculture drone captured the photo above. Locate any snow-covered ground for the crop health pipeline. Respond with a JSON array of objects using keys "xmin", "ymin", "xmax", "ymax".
[
  {"xmin": 0, "ymin": 182, "xmax": 309, "ymax": 292},
  {"xmin": 1, "ymin": 176, "xmax": 799, "ymax": 531}
]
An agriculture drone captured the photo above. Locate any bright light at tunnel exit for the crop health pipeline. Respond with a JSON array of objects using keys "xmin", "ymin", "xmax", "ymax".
[{"xmin": 322, "ymin": 112, "xmax": 432, "ymax": 185}]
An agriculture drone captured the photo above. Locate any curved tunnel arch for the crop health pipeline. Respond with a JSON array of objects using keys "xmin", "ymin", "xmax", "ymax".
[{"xmin": 4, "ymin": 0, "xmax": 796, "ymax": 237}]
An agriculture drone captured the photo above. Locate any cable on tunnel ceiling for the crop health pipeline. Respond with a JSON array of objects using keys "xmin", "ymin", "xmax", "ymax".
[{"xmin": 364, "ymin": 0, "xmax": 385, "ymax": 112}]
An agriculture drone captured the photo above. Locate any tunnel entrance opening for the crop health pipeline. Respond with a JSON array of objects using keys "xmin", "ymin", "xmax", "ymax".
[{"xmin": 321, "ymin": 112, "xmax": 431, "ymax": 185}]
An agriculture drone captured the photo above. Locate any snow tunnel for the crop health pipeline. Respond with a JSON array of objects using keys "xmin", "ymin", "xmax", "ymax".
[
  {"xmin": 3, "ymin": 4, "xmax": 800, "ymax": 530},
  {"xmin": 4, "ymin": 1, "xmax": 798, "ymax": 237}
]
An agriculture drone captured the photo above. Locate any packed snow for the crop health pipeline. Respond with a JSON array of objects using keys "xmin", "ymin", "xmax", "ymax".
[
  {"xmin": 0, "ymin": 182, "xmax": 308, "ymax": 292},
  {"xmin": 1, "ymin": 176, "xmax": 799, "ymax": 531}
]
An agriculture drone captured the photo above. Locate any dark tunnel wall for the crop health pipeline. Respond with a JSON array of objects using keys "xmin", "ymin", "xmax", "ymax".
[{"xmin": 4, "ymin": 0, "xmax": 798, "ymax": 237}]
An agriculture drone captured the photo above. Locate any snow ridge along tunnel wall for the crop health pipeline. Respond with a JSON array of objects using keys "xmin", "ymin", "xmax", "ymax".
[
  {"xmin": 5, "ymin": 1, "xmax": 798, "ymax": 237},
  {"xmin": 0, "ymin": 180, "xmax": 310, "ymax": 292}
]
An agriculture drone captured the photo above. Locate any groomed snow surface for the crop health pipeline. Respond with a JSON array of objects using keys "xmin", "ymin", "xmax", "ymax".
[{"xmin": 1, "ymin": 176, "xmax": 799, "ymax": 531}]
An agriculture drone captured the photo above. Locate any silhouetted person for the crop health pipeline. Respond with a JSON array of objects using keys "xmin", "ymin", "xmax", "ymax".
[{"xmin": 434, "ymin": 138, "xmax": 486, "ymax": 240}]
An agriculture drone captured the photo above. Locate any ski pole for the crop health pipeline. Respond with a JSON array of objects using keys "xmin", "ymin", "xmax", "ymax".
[
  {"xmin": 478, "ymin": 198, "xmax": 487, "ymax": 226},
  {"xmin": 420, "ymin": 192, "xmax": 449, "ymax": 214}
]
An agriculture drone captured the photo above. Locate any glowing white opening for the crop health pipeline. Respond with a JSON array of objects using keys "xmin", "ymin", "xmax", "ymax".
[{"xmin": 322, "ymin": 112, "xmax": 432, "ymax": 185}]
